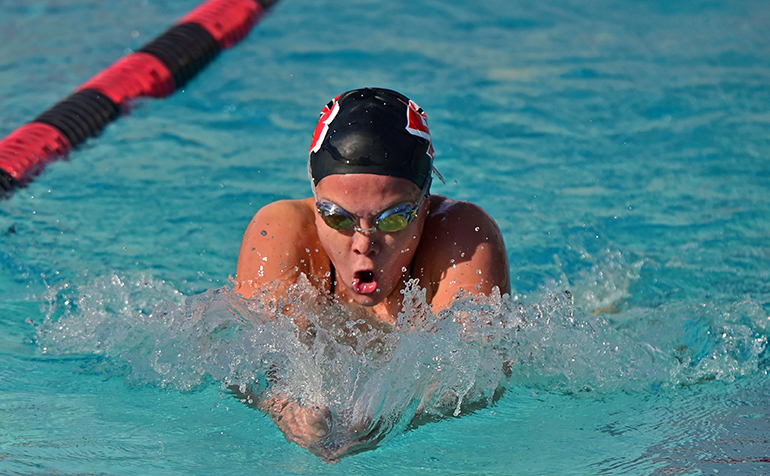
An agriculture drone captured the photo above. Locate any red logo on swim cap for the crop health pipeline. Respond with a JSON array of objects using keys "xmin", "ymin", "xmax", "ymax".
[
  {"xmin": 405, "ymin": 100, "xmax": 435, "ymax": 160},
  {"xmin": 310, "ymin": 95, "xmax": 341, "ymax": 154}
]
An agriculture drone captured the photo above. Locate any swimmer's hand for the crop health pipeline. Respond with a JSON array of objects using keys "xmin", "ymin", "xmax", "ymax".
[
  {"xmin": 261, "ymin": 396, "xmax": 385, "ymax": 462},
  {"xmin": 263, "ymin": 396, "xmax": 333, "ymax": 458},
  {"xmin": 324, "ymin": 417, "xmax": 385, "ymax": 461}
]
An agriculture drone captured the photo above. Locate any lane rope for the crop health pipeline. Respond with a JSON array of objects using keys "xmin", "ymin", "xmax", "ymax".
[{"xmin": 0, "ymin": 0, "xmax": 278, "ymax": 196}]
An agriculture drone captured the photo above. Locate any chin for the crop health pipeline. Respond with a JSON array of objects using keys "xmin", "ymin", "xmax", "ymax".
[
  {"xmin": 350, "ymin": 288, "xmax": 391, "ymax": 307},
  {"xmin": 357, "ymin": 295, "xmax": 383, "ymax": 307}
]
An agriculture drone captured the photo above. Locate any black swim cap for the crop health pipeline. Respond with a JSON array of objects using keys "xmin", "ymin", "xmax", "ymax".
[{"xmin": 308, "ymin": 88, "xmax": 435, "ymax": 189}]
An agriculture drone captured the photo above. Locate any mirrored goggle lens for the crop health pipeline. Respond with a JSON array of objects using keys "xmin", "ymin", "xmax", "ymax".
[
  {"xmin": 322, "ymin": 212, "xmax": 355, "ymax": 230},
  {"xmin": 317, "ymin": 202, "xmax": 418, "ymax": 233},
  {"xmin": 376, "ymin": 203, "xmax": 418, "ymax": 232},
  {"xmin": 377, "ymin": 213, "xmax": 410, "ymax": 232}
]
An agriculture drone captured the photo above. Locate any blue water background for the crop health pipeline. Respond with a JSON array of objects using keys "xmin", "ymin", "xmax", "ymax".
[{"xmin": 2, "ymin": 0, "xmax": 770, "ymax": 474}]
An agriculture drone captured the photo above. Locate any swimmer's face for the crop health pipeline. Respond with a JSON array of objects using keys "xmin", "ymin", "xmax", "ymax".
[{"xmin": 314, "ymin": 174, "xmax": 428, "ymax": 309}]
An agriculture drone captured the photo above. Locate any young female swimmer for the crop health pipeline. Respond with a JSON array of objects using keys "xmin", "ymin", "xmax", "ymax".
[{"xmin": 235, "ymin": 88, "xmax": 510, "ymax": 460}]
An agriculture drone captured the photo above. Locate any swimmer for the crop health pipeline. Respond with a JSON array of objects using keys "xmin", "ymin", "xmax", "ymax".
[{"xmin": 235, "ymin": 87, "xmax": 510, "ymax": 460}]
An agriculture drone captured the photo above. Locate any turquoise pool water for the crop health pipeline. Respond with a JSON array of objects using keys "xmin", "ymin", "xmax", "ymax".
[{"xmin": 2, "ymin": 0, "xmax": 770, "ymax": 474}]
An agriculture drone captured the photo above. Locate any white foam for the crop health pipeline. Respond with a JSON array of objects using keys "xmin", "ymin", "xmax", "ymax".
[{"xmin": 35, "ymin": 268, "xmax": 768, "ymax": 454}]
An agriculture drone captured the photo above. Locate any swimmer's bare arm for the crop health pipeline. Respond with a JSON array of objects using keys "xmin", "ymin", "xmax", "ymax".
[
  {"xmin": 236, "ymin": 200, "xmax": 345, "ymax": 456},
  {"xmin": 418, "ymin": 197, "xmax": 510, "ymax": 311}
]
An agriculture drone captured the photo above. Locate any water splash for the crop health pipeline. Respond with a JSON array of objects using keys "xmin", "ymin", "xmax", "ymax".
[{"xmin": 35, "ymin": 268, "xmax": 768, "ymax": 459}]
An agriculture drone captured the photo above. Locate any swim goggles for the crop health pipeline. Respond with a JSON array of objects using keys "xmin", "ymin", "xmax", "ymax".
[{"xmin": 316, "ymin": 179, "xmax": 430, "ymax": 234}]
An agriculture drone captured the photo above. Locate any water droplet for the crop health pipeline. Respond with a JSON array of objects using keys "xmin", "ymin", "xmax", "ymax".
[
  {"xmin": 475, "ymin": 227, "xmax": 480, "ymax": 231},
  {"xmin": 261, "ymin": 230, "xmax": 267, "ymax": 236},
  {"xmin": 476, "ymin": 269, "xmax": 482, "ymax": 274}
]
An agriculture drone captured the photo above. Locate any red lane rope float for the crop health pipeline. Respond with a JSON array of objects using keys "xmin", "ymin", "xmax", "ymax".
[
  {"xmin": 181, "ymin": 0, "xmax": 264, "ymax": 49},
  {"xmin": 0, "ymin": 123, "xmax": 71, "ymax": 182},
  {"xmin": 0, "ymin": 0, "xmax": 278, "ymax": 196},
  {"xmin": 78, "ymin": 53, "xmax": 176, "ymax": 106}
]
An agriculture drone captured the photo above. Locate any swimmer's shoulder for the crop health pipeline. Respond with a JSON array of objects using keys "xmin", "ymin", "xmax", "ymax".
[
  {"xmin": 420, "ymin": 194, "xmax": 503, "ymax": 256},
  {"xmin": 244, "ymin": 198, "xmax": 317, "ymax": 239},
  {"xmin": 423, "ymin": 194, "xmax": 498, "ymax": 232},
  {"xmin": 237, "ymin": 198, "xmax": 321, "ymax": 298},
  {"xmin": 417, "ymin": 194, "xmax": 510, "ymax": 302},
  {"xmin": 240, "ymin": 198, "xmax": 319, "ymax": 263}
]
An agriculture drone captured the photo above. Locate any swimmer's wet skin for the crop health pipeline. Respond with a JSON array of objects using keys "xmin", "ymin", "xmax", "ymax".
[{"xmin": 235, "ymin": 87, "xmax": 511, "ymax": 460}]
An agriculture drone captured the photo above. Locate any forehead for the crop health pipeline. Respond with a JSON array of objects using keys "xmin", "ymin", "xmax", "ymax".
[{"xmin": 314, "ymin": 174, "xmax": 421, "ymax": 210}]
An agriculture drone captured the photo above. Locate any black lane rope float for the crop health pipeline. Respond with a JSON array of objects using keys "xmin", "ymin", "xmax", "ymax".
[{"xmin": 0, "ymin": 0, "xmax": 279, "ymax": 197}]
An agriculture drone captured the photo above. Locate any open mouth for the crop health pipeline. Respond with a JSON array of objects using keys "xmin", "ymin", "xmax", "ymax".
[{"xmin": 352, "ymin": 270, "xmax": 378, "ymax": 295}]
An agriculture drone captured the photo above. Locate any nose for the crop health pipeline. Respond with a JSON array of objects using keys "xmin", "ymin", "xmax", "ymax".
[{"xmin": 351, "ymin": 229, "xmax": 380, "ymax": 256}]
